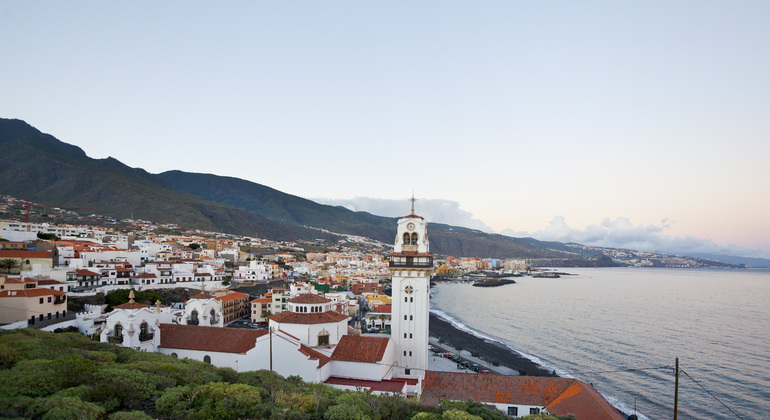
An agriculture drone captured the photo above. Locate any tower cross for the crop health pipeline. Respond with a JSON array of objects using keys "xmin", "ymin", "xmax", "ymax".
[{"xmin": 409, "ymin": 194, "xmax": 417, "ymax": 214}]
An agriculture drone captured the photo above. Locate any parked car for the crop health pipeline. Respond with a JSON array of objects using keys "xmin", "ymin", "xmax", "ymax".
[{"xmin": 480, "ymin": 369, "xmax": 491, "ymax": 374}]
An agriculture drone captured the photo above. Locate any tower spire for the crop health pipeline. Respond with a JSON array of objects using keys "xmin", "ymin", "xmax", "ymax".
[{"xmin": 409, "ymin": 193, "xmax": 417, "ymax": 215}]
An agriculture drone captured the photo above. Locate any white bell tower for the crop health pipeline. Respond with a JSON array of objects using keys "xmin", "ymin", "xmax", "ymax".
[{"xmin": 389, "ymin": 196, "xmax": 432, "ymax": 378}]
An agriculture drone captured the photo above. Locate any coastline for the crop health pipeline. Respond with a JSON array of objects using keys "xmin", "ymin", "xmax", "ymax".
[{"xmin": 428, "ymin": 312, "xmax": 553, "ymax": 377}]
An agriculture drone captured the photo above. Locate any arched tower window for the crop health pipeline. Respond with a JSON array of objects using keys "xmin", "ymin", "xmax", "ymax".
[
  {"xmin": 403, "ymin": 233, "xmax": 410, "ymax": 245},
  {"xmin": 139, "ymin": 321, "xmax": 151, "ymax": 341},
  {"xmin": 190, "ymin": 309, "xmax": 199, "ymax": 325},
  {"xmin": 411, "ymin": 232, "xmax": 418, "ymax": 245},
  {"xmin": 210, "ymin": 309, "xmax": 216, "ymax": 324},
  {"xmin": 113, "ymin": 323, "xmax": 123, "ymax": 340},
  {"xmin": 203, "ymin": 355, "xmax": 211, "ymax": 364}
]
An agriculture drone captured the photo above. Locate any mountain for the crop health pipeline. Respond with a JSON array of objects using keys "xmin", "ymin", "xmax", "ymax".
[
  {"xmin": 155, "ymin": 170, "xmax": 575, "ymax": 259},
  {"xmin": 685, "ymin": 253, "xmax": 770, "ymax": 268},
  {"xmin": 0, "ymin": 118, "xmax": 337, "ymax": 242},
  {"xmin": 0, "ymin": 117, "xmax": 586, "ymax": 260}
]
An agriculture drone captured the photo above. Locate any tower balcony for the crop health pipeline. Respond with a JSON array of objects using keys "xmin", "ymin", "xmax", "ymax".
[{"xmin": 388, "ymin": 253, "xmax": 433, "ymax": 268}]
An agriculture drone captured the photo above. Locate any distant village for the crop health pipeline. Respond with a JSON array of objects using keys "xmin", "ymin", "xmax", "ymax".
[{"xmin": 0, "ymin": 195, "xmax": 628, "ymax": 419}]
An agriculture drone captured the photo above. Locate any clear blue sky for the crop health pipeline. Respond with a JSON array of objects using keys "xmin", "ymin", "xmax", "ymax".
[{"xmin": 2, "ymin": 1, "xmax": 769, "ymax": 258}]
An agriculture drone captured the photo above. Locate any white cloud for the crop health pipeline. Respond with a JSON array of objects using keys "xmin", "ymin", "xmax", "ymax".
[
  {"xmin": 503, "ymin": 216, "xmax": 769, "ymax": 259},
  {"xmin": 313, "ymin": 197, "xmax": 496, "ymax": 233}
]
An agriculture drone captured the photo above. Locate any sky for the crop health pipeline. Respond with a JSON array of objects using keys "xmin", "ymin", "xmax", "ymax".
[{"xmin": 2, "ymin": 2, "xmax": 769, "ymax": 258}]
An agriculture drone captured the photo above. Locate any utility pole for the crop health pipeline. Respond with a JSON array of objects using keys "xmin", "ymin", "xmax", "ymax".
[
  {"xmin": 269, "ymin": 326, "xmax": 273, "ymax": 372},
  {"xmin": 674, "ymin": 357, "xmax": 679, "ymax": 420}
]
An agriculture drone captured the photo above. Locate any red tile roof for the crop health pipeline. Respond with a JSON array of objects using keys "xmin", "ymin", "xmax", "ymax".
[
  {"xmin": 0, "ymin": 288, "xmax": 66, "ymax": 298},
  {"xmin": 421, "ymin": 372, "xmax": 625, "ymax": 420},
  {"xmin": 73, "ymin": 269, "xmax": 100, "ymax": 277},
  {"xmin": 324, "ymin": 376, "xmax": 409, "ymax": 393},
  {"xmin": 4, "ymin": 277, "xmax": 36, "ymax": 283},
  {"xmin": 0, "ymin": 250, "xmax": 52, "ymax": 258},
  {"xmin": 134, "ymin": 273, "xmax": 157, "ymax": 278},
  {"xmin": 114, "ymin": 301, "xmax": 149, "ymax": 310},
  {"xmin": 269, "ymin": 310, "xmax": 348, "ymax": 325},
  {"xmin": 289, "ymin": 293, "xmax": 331, "ymax": 304},
  {"xmin": 331, "ymin": 335, "xmax": 390, "ymax": 363},
  {"xmin": 215, "ymin": 292, "xmax": 249, "ymax": 302},
  {"xmin": 159, "ymin": 324, "xmax": 267, "ymax": 354},
  {"xmin": 299, "ymin": 344, "xmax": 331, "ymax": 367}
]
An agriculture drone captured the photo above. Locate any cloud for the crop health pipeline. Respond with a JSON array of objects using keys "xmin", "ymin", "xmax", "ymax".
[
  {"xmin": 313, "ymin": 197, "xmax": 497, "ymax": 233},
  {"xmin": 503, "ymin": 216, "xmax": 769, "ymax": 259}
]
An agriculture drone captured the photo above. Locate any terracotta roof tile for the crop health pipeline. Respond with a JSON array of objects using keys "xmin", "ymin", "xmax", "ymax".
[
  {"xmin": 215, "ymin": 292, "xmax": 249, "ymax": 302},
  {"xmin": 331, "ymin": 335, "xmax": 390, "ymax": 363},
  {"xmin": 421, "ymin": 372, "xmax": 625, "ymax": 419},
  {"xmin": 159, "ymin": 324, "xmax": 267, "ymax": 354},
  {"xmin": 270, "ymin": 310, "xmax": 348, "ymax": 325},
  {"xmin": 73, "ymin": 269, "xmax": 100, "ymax": 276},
  {"xmin": 299, "ymin": 344, "xmax": 331, "ymax": 367},
  {"xmin": 0, "ymin": 250, "xmax": 52, "ymax": 258},
  {"xmin": 324, "ymin": 376, "xmax": 408, "ymax": 393},
  {"xmin": 114, "ymin": 301, "xmax": 149, "ymax": 310},
  {"xmin": 288, "ymin": 293, "xmax": 331, "ymax": 304},
  {"xmin": 0, "ymin": 288, "xmax": 66, "ymax": 298}
]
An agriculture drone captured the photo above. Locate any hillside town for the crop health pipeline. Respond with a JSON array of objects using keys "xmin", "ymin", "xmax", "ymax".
[{"xmin": 0, "ymin": 198, "xmax": 626, "ymax": 419}]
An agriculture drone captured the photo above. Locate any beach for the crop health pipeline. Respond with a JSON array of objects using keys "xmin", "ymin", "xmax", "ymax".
[{"xmin": 428, "ymin": 312, "xmax": 553, "ymax": 377}]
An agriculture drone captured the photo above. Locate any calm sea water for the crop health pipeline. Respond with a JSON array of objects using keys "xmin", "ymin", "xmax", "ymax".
[{"xmin": 429, "ymin": 267, "xmax": 770, "ymax": 420}]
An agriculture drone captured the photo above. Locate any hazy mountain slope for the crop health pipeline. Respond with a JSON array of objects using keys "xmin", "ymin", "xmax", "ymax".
[
  {"xmin": 0, "ymin": 118, "xmax": 337, "ymax": 242},
  {"xmin": 156, "ymin": 170, "xmax": 578, "ymax": 259}
]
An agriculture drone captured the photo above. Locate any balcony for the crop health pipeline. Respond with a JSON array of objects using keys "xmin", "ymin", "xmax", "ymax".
[
  {"xmin": 139, "ymin": 332, "xmax": 154, "ymax": 342},
  {"xmin": 389, "ymin": 260, "xmax": 433, "ymax": 268}
]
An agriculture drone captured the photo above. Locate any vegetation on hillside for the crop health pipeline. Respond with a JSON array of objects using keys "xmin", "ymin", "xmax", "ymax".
[{"xmin": 0, "ymin": 329, "xmax": 525, "ymax": 420}]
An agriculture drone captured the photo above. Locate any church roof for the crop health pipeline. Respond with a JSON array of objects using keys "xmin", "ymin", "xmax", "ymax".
[
  {"xmin": 325, "ymin": 376, "xmax": 412, "ymax": 393},
  {"xmin": 289, "ymin": 293, "xmax": 331, "ymax": 304},
  {"xmin": 401, "ymin": 213, "xmax": 424, "ymax": 219},
  {"xmin": 159, "ymin": 324, "xmax": 267, "ymax": 354},
  {"xmin": 299, "ymin": 344, "xmax": 331, "ymax": 367},
  {"xmin": 269, "ymin": 310, "xmax": 348, "ymax": 325},
  {"xmin": 331, "ymin": 335, "xmax": 390, "ymax": 363},
  {"xmin": 113, "ymin": 301, "xmax": 149, "ymax": 310},
  {"xmin": 421, "ymin": 372, "xmax": 625, "ymax": 420},
  {"xmin": 215, "ymin": 292, "xmax": 249, "ymax": 302}
]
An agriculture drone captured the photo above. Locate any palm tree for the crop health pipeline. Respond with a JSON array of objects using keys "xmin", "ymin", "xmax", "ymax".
[{"xmin": 0, "ymin": 258, "xmax": 19, "ymax": 274}]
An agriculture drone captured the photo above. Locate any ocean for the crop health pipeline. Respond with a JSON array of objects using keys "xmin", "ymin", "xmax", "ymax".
[{"xmin": 429, "ymin": 267, "xmax": 770, "ymax": 420}]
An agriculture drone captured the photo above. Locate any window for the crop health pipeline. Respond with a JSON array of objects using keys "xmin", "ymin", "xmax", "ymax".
[
  {"xmin": 318, "ymin": 334, "xmax": 329, "ymax": 346},
  {"xmin": 114, "ymin": 323, "xmax": 123, "ymax": 340},
  {"xmin": 39, "ymin": 298, "xmax": 44, "ymax": 304},
  {"xmin": 530, "ymin": 408, "xmax": 540, "ymax": 415},
  {"xmin": 410, "ymin": 315, "xmax": 413, "ymax": 320},
  {"xmin": 404, "ymin": 333, "xmax": 407, "ymax": 338},
  {"xmin": 404, "ymin": 315, "xmax": 407, "ymax": 320},
  {"xmin": 410, "ymin": 297, "xmax": 413, "ymax": 302},
  {"xmin": 411, "ymin": 232, "xmax": 418, "ymax": 245},
  {"xmin": 210, "ymin": 309, "xmax": 216, "ymax": 324},
  {"xmin": 405, "ymin": 368, "xmax": 411, "ymax": 375},
  {"xmin": 507, "ymin": 407, "xmax": 518, "ymax": 416},
  {"xmin": 403, "ymin": 233, "xmax": 410, "ymax": 245},
  {"xmin": 190, "ymin": 310, "xmax": 199, "ymax": 325},
  {"xmin": 171, "ymin": 353, "xmax": 178, "ymax": 359},
  {"xmin": 409, "ymin": 351, "xmax": 412, "ymax": 356},
  {"xmin": 203, "ymin": 355, "xmax": 211, "ymax": 364},
  {"xmin": 403, "ymin": 351, "xmax": 407, "ymax": 356},
  {"xmin": 48, "ymin": 297, "xmax": 52, "ymax": 303},
  {"xmin": 409, "ymin": 333, "xmax": 412, "ymax": 338}
]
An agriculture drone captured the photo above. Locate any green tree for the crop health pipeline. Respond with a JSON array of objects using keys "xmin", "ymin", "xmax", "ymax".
[
  {"xmin": 0, "ymin": 258, "xmax": 19, "ymax": 274},
  {"xmin": 188, "ymin": 243, "xmax": 200, "ymax": 250}
]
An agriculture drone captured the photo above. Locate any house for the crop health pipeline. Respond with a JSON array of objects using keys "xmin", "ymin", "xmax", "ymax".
[
  {"xmin": 0, "ymin": 250, "xmax": 54, "ymax": 274},
  {"xmin": 250, "ymin": 296, "xmax": 272, "ymax": 324},
  {"xmin": 0, "ymin": 284, "xmax": 67, "ymax": 325},
  {"xmin": 66, "ymin": 269, "xmax": 101, "ymax": 288},
  {"xmin": 421, "ymin": 371, "xmax": 626, "ymax": 419},
  {"xmin": 214, "ymin": 290, "xmax": 249, "ymax": 324}
]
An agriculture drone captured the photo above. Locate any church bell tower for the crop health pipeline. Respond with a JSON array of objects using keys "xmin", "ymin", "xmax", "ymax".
[{"xmin": 389, "ymin": 197, "xmax": 433, "ymax": 378}]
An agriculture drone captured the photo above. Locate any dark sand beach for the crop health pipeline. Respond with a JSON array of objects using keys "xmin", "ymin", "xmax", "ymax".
[{"xmin": 428, "ymin": 313, "xmax": 553, "ymax": 377}]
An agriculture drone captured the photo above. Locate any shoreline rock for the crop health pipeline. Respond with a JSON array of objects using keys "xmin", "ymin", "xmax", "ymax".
[{"xmin": 428, "ymin": 313, "xmax": 554, "ymax": 377}]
